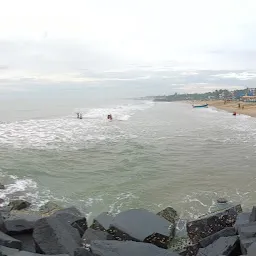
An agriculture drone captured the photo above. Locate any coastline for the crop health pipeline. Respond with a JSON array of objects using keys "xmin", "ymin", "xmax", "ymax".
[{"xmin": 190, "ymin": 100, "xmax": 256, "ymax": 117}]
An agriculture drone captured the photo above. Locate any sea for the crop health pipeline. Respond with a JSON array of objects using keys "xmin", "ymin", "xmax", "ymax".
[{"xmin": 1, "ymin": 95, "xmax": 256, "ymax": 224}]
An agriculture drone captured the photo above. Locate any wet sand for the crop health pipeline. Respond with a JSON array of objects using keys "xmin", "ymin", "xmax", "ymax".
[{"xmin": 207, "ymin": 100, "xmax": 256, "ymax": 117}]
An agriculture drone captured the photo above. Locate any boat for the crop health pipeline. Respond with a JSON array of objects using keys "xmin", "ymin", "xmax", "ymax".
[{"xmin": 192, "ymin": 104, "xmax": 208, "ymax": 108}]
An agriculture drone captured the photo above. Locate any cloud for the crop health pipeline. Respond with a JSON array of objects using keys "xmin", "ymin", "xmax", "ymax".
[{"xmin": 212, "ymin": 72, "xmax": 256, "ymax": 80}]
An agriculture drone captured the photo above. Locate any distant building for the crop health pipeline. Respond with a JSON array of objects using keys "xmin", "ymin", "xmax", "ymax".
[{"xmin": 247, "ymin": 88, "xmax": 256, "ymax": 96}]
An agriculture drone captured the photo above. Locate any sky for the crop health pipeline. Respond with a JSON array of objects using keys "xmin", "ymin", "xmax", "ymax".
[{"xmin": 1, "ymin": 0, "xmax": 256, "ymax": 96}]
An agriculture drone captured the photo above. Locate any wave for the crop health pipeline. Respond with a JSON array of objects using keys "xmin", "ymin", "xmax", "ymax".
[{"xmin": 0, "ymin": 100, "xmax": 154, "ymax": 150}]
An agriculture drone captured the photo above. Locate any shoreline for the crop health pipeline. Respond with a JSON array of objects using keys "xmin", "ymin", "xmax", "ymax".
[{"xmin": 188, "ymin": 100, "xmax": 256, "ymax": 117}]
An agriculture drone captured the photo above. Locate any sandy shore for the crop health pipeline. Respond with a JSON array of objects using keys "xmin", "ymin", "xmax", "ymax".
[{"xmin": 207, "ymin": 100, "xmax": 256, "ymax": 117}]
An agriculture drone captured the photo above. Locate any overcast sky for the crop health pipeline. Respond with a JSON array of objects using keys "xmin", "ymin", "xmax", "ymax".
[{"xmin": 1, "ymin": 0, "xmax": 256, "ymax": 95}]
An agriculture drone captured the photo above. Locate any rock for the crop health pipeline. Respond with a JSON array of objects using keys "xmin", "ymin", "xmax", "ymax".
[
  {"xmin": 81, "ymin": 228, "xmax": 114, "ymax": 245},
  {"xmin": 0, "ymin": 183, "xmax": 5, "ymax": 190},
  {"xmin": 249, "ymin": 206, "xmax": 256, "ymax": 222},
  {"xmin": 32, "ymin": 216, "xmax": 80, "ymax": 255},
  {"xmin": 12, "ymin": 252, "xmax": 69, "ymax": 256},
  {"xmin": 4, "ymin": 213, "xmax": 41, "ymax": 235},
  {"xmin": 187, "ymin": 204, "xmax": 242, "ymax": 243},
  {"xmin": 0, "ymin": 245, "xmax": 19, "ymax": 256},
  {"xmin": 238, "ymin": 222, "xmax": 256, "ymax": 254},
  {"xmin": 157, "ymin": 207, "xmax": 178, "ymax": 238},
  {"xmin": 12, "ymin": 234, "xmax": 35, "ymax": 253},
  {"xmin": 0, "ymin": 230, "xmax": 22, "ymax": 249},
  {"xmin": 53, "ymin": 207, "xmax": 87, "ymax": 237},
  {"xmin": 240, "ymin": 237, "xmax": 256, "ymax": 254},
  {"xmin": 8, "ymin": 201, "xmax": 31, "ymax": 211},
  {"xmin": 0, "ymin": 207, "xmax": 11, "ymax": 220},
  {"xmin": 234, "ymin": 212, "xmax": 250, "ymax": 230},
  {"xmin": 217, "ymin": 198, "xmax": 228, "ymax": 204},
  {"xmin": 74, "ymin": 248, "xmax": 94, "ymax": 256},
  {"xmin": 179, "ymin": 243, "xmax": 200, "ymax": 256},
  {"xmin": 39, "ymin": 201, "xmax": 63, "ymax": 216},
  {"xmin": 89, "ymin": 240, "xmax": 180, "ymax": 256},
  {"xmin": 247, "ymin": 241, "xmax": 256, "ymax": 254},
  {"xmin": 0, "ymin": 214, "xmax": 6, "ymax": 233},
  {"xmin": 199, "ymin": 227, "xmax": 236, "ymax": 248},
  {"xmin": 108, "ymin": 208, "xmax": 171, "ymax": 249},
  {"xmin": 90, "ymin": 212, "xmax": 114, "ymax": 231},
  {"xmin": 196, "ymin": 236, "xmax": 239, "ymax": 256}
]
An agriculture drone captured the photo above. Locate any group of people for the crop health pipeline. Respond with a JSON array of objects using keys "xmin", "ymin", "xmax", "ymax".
[{"xmin": 76, "ymin": 113, "xmax": 113, "ymax": 120}]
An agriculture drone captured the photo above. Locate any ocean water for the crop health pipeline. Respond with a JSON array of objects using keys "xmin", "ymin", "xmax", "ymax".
[{"xmin": 1, "ymin": 98, "xmax": 256, "ymax": 223}]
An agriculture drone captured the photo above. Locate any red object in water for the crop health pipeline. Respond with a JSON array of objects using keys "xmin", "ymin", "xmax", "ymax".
[{"xmin": 233, "ymin": 112, "xmax": 236, "ymax": 116}]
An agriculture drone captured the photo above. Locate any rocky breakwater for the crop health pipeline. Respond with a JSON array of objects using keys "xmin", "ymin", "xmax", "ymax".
[{"xmin": 0, "ymin": 198, "xmax": 256, "ymax": 256}]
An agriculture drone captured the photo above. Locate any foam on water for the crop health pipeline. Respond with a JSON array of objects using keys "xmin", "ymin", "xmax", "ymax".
[{"xmin": 0, "ymin": 100, "xmax": 154, "ymax": 150}]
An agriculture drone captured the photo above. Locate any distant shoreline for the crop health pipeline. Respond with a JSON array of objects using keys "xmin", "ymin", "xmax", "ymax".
[{"xmin": 191, "ymin": 100, "xmax": 256, "ymax": 118}]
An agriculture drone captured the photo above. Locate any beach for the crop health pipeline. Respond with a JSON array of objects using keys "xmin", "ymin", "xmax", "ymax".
[{"xmin": 207, "ymin": 100, "xmax": 256, "ymax": 117}]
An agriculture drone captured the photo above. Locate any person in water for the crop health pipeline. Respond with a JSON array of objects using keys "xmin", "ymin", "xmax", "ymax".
[
  {"xmin": 79, "ymin": 113, "xmax": 83, "ymax": 119},
  {"xmin": 76, "ymin": 112, "xmax": 80, "ymax": 119},
  {"xmin": 107, "ymin": 114, "xmax": 113, "ymax": 120}
]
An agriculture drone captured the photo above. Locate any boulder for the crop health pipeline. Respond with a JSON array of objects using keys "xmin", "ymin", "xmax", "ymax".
[
  {"xmin": 53, "ymin": 207, "xmax": 87, "ymax": 237},
  {"xmin": 39, "ymin": 201, "xmax": 63, "ymax": 216},
  {"xmin": 196, "ymin": 236, "xmax": 239, "ymax": 256},
  {"xmin": 108, "ymin": 209, "xmax": 171, "ymax": 249},
  {"xmin": 0, "ymin": 230, "xmax": 22, "ymax": 249},
  {"xmin": 249, "ymin": 206, "xmax": 256, "ymax": 222},
  {"xmin": 12, "ymin": 234, "xmax": 35, "ymax": 253},
  {"xmin": 0, "ymin": 183, "xmax": 5, "ymax": 190},
  {"xmin": 4, "ymin": 213, "xmax": 41, "ymax": 235},
  {"xmin": 199, "ymin": 227, "xmax": 236, "ymax": 248},
  {"xmin": 0, "ymin": 245, "xmax": 19, "ymax": 256},
  {"xmin": 90, "ymin": 212, "xmax": 114, "ymax": 231},
  {"xmin": 89, "ymin": 240, "xmax": 180, "ymax": 256},
  {"xmin": 179, "ymin": 243, "xmax": 200, "ymax": 256},
  {"xmin": 247, "ymin": 241, "xmax": 256, "ymax": 255},
  {"xmin": 12, "ymin": 252, "xmax": 68, "ymax": 256},
  {"xmin": 234, "ymin": 212, "xmax": 250, "ymax": 230},
  {"xmin": 32, "ymin": 216, "xmax": 80, "ymax": 255},
  {"xmin": 0, "ymin": 213, "xmax": 6, "ymax": 233},
  {"xmin": 238, "ymin": 222, "xmax": 256, "ymax": 254},
  {"xmin": 157, "ymin": 207, "xmax": 178, "ymax": 238},
  {"xmin": 240, "ymin": 237, "xmax": 256, "ymax": 255},
  {"xmin": 74, "ymin": 248, "xmax": 94, "ymax": 256},
  {"xmin": 187, "ymin": 204, "xmax": 242, "ymax": 243},
  {"xmin": 81, "ymin": 228, "xmax": 114, "ymax": 245},
  {"xmin": 8, "ymin": 201, "xmax": 31, "ymax": 211}
]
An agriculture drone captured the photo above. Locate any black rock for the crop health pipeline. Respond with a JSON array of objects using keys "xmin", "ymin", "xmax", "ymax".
[
  {"xmin": 217, "ymin": 198, "xmax": 228, "ymax": 204},
  {"xmin": 4, "ymin": 213, "xmax": 41, "ymax": 235},
  {"xmin": 0, "ymin": 183, "xmax": 5, "ymax": 190},
  {"xmin": 8, "ymin": 201, "xmax": 31, "ymax": 211},
  {"xmin": 157, "ymin": 207, "xmax": 178, "ymax": 239},
  {"xmin": 234, "ymin": 212, "xmax": 250, "ymax": 230},
  {"xmin": 74, "ymin": 248, "xmax": 94, "ymax": 256},
  {"xmin": 81, "ymin": 228, "xmax": 114, "ymax": 245},
  {"xmin": 32, "ymin": 216, "xmax": 80, "ymax": 255},
  {"xmin": 199, "ymin": 227, "xmax": 236, "ymax": 248},
  {"xmin": 239, "ymin": 237, "xmax": 256, "ymax": 255},
  {"xmin": 53, "ymin": 207, "xmax": 87, "ymax": 237},
  {"xmin": 187, "ymin": 204, "xmax": 242, "ymax": 243},
  {"xmin": 11, "ymin": 252, "xmax": 69, "ymax": 256},
  {"xmin": 91, "ymin": 212, "xmax": 114, "ymax": 231},
  {"xmin": 179, "ymin": 243, "xmax": 200, "ymax": 256},
  {"xmin": 12, "ymin": 234, "xmax": 35, "ymax": 253},
  {"xmin": 0, "ymin": 213, "xmax": 6, "ymax": 233},
  {"xmin": 89, "ymin": 240, "xmax": 180, "ymax": 256},
  {"xmin": 0, "ymin": 245, "xmax": 19, "ymax": 256},
  {"xmin": 108, "ymin": 208, "xmax": 171, "ymax": 249},
  {"xmin": 196, "ymin": 236, "xmax": 239, "ymax": 256},
  {"xmin": 238, "ymin": 222, "xmax": 256, "ymax": 254},
  {"xmin": 0, "ymin": 230, "xmax": 22, "ymax": 249},
  {"xmin": 247, "ymin": 241, "xmax": 256, "ymax": 254},
  {"xmin": 249, "ymin": 206, "xmax": 256, "ymax": 222}
]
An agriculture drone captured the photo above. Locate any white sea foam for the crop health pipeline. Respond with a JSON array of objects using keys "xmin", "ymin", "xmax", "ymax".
[{"xmin": 0, "ymin": 101, "xmax": 154, "ymax": 150}]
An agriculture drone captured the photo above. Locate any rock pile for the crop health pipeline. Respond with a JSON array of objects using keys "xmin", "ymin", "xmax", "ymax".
[{"xmin": 1, "ymin": 199, "xmax": 256, "ymax": 255}]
